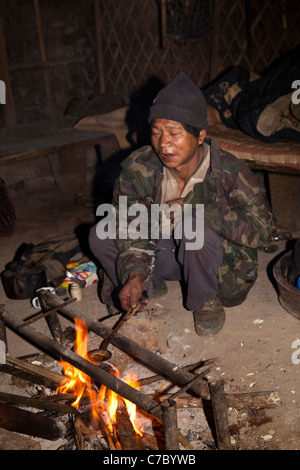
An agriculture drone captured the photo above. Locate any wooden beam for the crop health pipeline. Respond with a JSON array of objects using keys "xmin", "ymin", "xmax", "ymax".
[
  {"xmin": 94, "ymin": 0, "xmax": 105, "ymax": 93},
  {"xmin": 209, "ymin": 0, "xmax": 221, "ymax": 82},
  {"xmin": 33, "ymin": 0, "xmax": 53, "ymax": 116}
]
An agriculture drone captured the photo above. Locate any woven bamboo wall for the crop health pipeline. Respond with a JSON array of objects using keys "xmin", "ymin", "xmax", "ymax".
[
  {"xmin": 98, "ymin": 0, "xmax": 300, "ymax": 95},
  {"xmin": 0, "ymin": 0, "xmax": 299, "ymax": 125}
]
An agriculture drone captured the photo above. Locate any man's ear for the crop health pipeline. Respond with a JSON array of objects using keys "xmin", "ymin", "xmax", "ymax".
[{"xmin": 198, "ymin": 129, "xmax": 207, "ymax": 145}]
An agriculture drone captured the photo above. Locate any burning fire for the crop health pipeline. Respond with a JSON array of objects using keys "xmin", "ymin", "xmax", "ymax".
[{"xmin": 56, "ymin": 318, "xmax": 143, "ymax": 437}]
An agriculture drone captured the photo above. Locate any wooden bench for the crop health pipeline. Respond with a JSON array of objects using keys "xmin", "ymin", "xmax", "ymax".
[
  {"xmin": 207, "ymin": 106, "xmax": 300, "ymax": 231},
  {"xmin": 0, "ymin": 117, "xmax": 120, "ymax": 194}
]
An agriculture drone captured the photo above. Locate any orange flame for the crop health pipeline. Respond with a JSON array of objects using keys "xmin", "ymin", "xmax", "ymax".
[
  {"xmin": 56, "ymin": 318, "xmax": 90, "ymax": 409},
  {"xmin": 123, "ymin": 372, "xmax": 143, "ymax": 436},
  {"xmin": 56, "ymin": 318, "xmax": 143, "ymax": 436}
]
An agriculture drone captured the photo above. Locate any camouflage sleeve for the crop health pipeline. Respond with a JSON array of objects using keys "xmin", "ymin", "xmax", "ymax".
[
  {"xmin": 193, "ymin": 162, "xmax": 273, "ymax": 248},
  {"xmin": 112, "ymin": 173, "xmax": 157, "ymax": 284}
]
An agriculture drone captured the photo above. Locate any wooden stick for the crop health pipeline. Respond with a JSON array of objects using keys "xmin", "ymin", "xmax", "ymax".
[
  {"xmin": 209, "ymin": 379, "xmax": 232, "ymax": 450},
  {"xmin": 149, "ymin": 363, "xmax": 217, "ymax": 413},
  {"xmin": 0, "ymin": 391, "xmax": 76, "ymax": 415},
  {"xmin": 138, "ymin": 358, "xmax": 218, "ymax": 387},
  {"xmin": 96, "ymin": 413, "xmax": 120, "ymax": 450},
  {"xmin": 42, "ymin": 292, "xmax": 211, "ymax": 400},
  {"xmin": 116, "ymin": 398, "xmax": 146, "ymax": 450},
  {"xmin": 178, "ymin": 431, "xmax": 194, "ymax": 450},
  {"xmin": 38, "ymin": 291, "xmax": 64, "ymax": 343},
  {"xmin": 6, "ymin": 354, "xmax": 67, "ymax": 386},
  {"xmin": 97, "ymin": 300, "xmax": 142, "ymax": 352},
  {"xmin": 161, "ymin": 399, "xmax": 179, "ymax": 450},
  {"xmin": 18, "ymin": 299, "xmax": 77, "ymax": 328},
  {"xmin": 0, "ymin": 363, "xmax": 61, "ymax": 389},
  {"xmin": 73, "ymin": 415, "xmax": 105, "ymax": 450},
  {"xmin": 0, "ymin": 308, "xmax": 165, "ymax": 423},
  {"xmin": 0, "ymin": 403, "xmax": 65, "ymax": 440}
]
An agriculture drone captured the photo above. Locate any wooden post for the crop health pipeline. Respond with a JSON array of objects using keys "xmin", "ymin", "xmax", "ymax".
[
  {"xmin": 94, "ymin": 0, "xmax": 105, "ymax": 93},
  {"xmin": 209, "ymin": 379, "xmax": 231, "ymax": 450},
  {"xmin": 0, "ymin": 9, "xmax": 16, "ymax": 125},
  {"xmin": 33, "ymin": 0, "xmax": 54, "ymax": 116},
  {"xmin": 209, "ymin": 0, "xmax": 221, "ymax": 82},
  {"xmin": 37, "ymin": 291, "xmax": 64, "ymax": 343},
  {"xmin": 161, "ymin": 399, "xmax": 179, "ymax": 450},
  {"xmin": 160, "ymin": 0, "xmax": 167, "ymax": 49}
]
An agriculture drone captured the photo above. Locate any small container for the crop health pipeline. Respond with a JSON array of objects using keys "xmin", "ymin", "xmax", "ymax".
[
  {"xmin": 297, "ymin": 277, "xmax": 300, "ymax": 290},
  {"xmin": 69, "ymin": 283, "xmax": 82, "ymax": 301}
]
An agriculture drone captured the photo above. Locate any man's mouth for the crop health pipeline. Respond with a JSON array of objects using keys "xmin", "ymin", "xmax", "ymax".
[{"xmin": 160, "ymin": 153, "xmax": 176, "ymax": 161}]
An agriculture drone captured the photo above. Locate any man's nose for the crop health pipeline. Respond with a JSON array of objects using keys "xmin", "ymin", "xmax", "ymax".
[{"xmin": 158, "ymin": 132, "xmax": 170, "ymax": 147}]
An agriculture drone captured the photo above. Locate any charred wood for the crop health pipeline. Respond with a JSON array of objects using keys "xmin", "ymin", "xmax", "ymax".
[
  {"xmin": 115, "ymin": 398, "xmax": 146, "ymax": 450},
  {"xmin": 161, "ymin": 399, "xmax": 179, "ymax": 450},
  {"xmin": 0, "ymin": 308, "xmax": 165, "ymax": 422},
  {"xmin": 42, "ymin": 292, "xmax": 211, "ymax": 399},
  {"xmin": 0, "ymin": 391, "xmax": 76, "ymax": 415},
  {"xmin": 6, "ymin": 354, "xmax": 66, "ymax": 387},
  {"xmin": 0, "ymin": 403, "xmax": 66, "ymax": 440},
  {"xmin": 208, "ymin": 379, "xmax": 231, "ymax": 450}
]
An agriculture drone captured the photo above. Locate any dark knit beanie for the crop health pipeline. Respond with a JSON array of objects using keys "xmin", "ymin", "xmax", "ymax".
[{"xmin": 148, "ymin": 72, "xmax": 208, "ymax": 130}]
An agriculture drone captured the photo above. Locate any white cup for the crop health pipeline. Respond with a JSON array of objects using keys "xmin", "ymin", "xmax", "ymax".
[{"xmin": 31, "ymin": 287, "xmax": 55, "ymax": 309}]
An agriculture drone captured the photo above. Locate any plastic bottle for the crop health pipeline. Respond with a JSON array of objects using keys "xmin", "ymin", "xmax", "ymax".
[{"xmin": 297, "ymin": 277, "xmax": 300, "ymax": 290}]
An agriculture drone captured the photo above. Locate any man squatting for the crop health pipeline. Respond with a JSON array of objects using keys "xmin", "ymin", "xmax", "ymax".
[{"xmin": 89, "ymin": 73, "xmax": 274, "ymax": 336}]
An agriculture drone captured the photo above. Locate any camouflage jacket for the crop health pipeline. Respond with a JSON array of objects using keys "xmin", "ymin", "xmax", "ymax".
[{"xmin": 112, "ymin": 138, "xmax": 274, "ymax": 304}]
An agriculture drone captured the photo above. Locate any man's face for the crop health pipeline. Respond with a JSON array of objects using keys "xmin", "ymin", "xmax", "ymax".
[{"xmin": 151, "ymin": 118, "xmax": 206, "ymax": 172}]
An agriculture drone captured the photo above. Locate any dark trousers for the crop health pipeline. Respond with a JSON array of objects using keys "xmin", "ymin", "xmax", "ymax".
[{"xmin": 89, "ymin": 221, "xmax": 223, "ymax": 311}]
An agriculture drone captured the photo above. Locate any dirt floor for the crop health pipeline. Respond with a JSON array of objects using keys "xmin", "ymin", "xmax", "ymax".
[{"xmin": 0, "ymin": 189, "xmax": 300, "ymax": 451}]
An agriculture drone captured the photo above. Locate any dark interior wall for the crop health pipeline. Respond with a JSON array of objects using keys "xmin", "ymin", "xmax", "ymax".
[
  {"xmin": 1, "ymin": 0, "xmax": 97, "ymax": 124},
  {"xmin": 0, "ymin": 0, "xmax": 299, "ymax": 127}
]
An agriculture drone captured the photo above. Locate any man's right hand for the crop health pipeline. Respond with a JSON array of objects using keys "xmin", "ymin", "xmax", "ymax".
[{"xmin": 118, "ymin": 272, "xmax": 147, "ymax": 311}]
